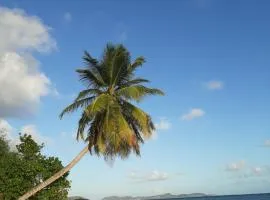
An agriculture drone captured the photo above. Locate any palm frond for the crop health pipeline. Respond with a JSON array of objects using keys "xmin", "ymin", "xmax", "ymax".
[
  {"xmin": 121, "ymin": 100, "xmax": 154, "ymax": 138},
  {"xmin": 59, "ymin": 96, "xmax": 95, "ymax": 119},
  {"xmin": 125, "ymin": 78, "xmax": 150, "ymax": 85},
  {"xmin": 77, "ymin": 111, "xmax": 92, "ymax": 140},
  {"xmin": 116, "ymin": 85, "xmax": 164, "ymax": 101},
  {"xmin": 109, "ymin": 45, "xmax": 128, "ymax": 86},
  {"xmin": 84, "ymin": 94, "xmax": 114, "ymax": 118},
  {"xmin": 122, "ymin": 112, "xmax": 144, "ymax": 143},
  {"xmin": 128, "ymin": 56, "xmax": 145, "ymax": 72},
  {"xmin": 118, "ymin": 78, "xmax": 150, "ymax": 88},
  {"xmin": 87, "ymin": 113, "xmax": 105, "ymax": 155},
  {"xmin": 76, "ymin": 69, "xmax": 105, "ymax": 87},
  {"xmin": 83, "ymin": 51, "xmax": 98, "ymax": 67},
  {"xmin": 75, "ymin": 89, "xmax": 102, "ymax": 100},
  {"xmin": 102, "ymin": 44, "xmax": 115, "ymax": 83}
]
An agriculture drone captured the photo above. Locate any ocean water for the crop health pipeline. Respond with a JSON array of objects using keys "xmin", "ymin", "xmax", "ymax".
[{"xmin": 175, "ymin": 193, "xmax": 270, "ymax": 200}]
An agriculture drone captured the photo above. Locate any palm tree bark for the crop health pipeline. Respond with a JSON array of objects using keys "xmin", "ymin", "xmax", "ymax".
[{"xmin": 18, "ymin": 145, "xmax": 89, "ymax": 200}]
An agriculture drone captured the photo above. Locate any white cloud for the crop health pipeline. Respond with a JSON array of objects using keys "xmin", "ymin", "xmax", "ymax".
[
  {"xmin": 0, "ymin": 119, "xmax": 51, "ymax": 150},
  {"xmin": 147, "ymin": 170, "xmax": 168, "ymax": 181},
  {"xmin": 0, "ymin": 119, "xmax": 19, "ymax": 149},
  {"xmin": 21, "ymin": 124, "xmax": 51, "ymax": 144},
  {"xmin": 0, "ymin": 7, "xmax": 56, "ymax": 118},
  {"xmin": 155, "ymin": 118, "xmax": 171, "ymax": 130},
  {"xmin": 252, "ymin": 166, "xmax": 270, "ymax": 176},
  {"xmin": 151, "ymin": 118, "xmax": 171, "ymax": 139},
  {"xmin": 264, "ymin": 140, "xmax": 270, "ymax": 147},
  {"xmin": 226, "ymin": 161, "xmax": 245, "ymax": 172},
  {"xmin": 128, "ymin": 170, "xmax": 169, "ymax": 182},
  {"xmin": 205, "ymin": 80, "xmax": 224, "ymax": 90},
  {"xmin": 0, "ymin": 7, "xmax": 56, "ymax": 53},
  {"xmin": 0, "ymin": 118, "xmax": 12, "ymax": 133},
  {"xmin": 252, "ymin": 167, "xmax": 262, "ymax": 175},
  {"xmin": 63, "ymin": 12, "xmax": 72, "ymax": 22},
  {"xmin": 150, "ymin": 130, "xmax": 158, "ymax": 140},
  {"xmin": 181, "ymin": 108, "xmax": 205, "ymax": 121}
]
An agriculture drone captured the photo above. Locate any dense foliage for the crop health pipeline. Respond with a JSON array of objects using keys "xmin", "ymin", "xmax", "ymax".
[{"xmin": 0, "ymin": 134, "xmax": 70, "ymax": 199}]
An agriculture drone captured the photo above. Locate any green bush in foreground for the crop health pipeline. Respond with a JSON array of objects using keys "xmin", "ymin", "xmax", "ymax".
[{"xmin": 0, "ymin": 134, "xmax": 70, "ymax": 199}]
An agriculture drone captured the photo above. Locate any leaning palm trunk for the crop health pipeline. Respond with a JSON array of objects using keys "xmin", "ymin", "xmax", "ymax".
[{"xmin": 18, "ymin": 146, "xmax": 89, "ymax": 200}]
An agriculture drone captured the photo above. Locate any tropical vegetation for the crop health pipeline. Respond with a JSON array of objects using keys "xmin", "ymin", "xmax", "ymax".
[
  {"xmin": 0, "ymin": 133, "xmax": 70, "ymax": 199},
  {"xmin": 19, "ymin": 44, "xmax": 164, "ymax": 199}
]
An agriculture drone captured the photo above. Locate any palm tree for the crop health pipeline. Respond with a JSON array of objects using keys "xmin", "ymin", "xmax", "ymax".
[{"xmin": 19, "ymin": 44, "xmax": 164, "ymax": 199}]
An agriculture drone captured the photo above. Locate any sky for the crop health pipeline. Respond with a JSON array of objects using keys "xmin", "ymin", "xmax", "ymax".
[{"xmin": 0, "ymin": 0, "xmax": 270, "ymax": 199}]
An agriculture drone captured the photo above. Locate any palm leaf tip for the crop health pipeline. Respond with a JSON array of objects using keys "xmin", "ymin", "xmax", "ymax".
[
  {"xmin": 59, "ymin": 112, "xmax": 64, "ymax": 119},
  {"xmin": 133, "ymin": 56, "xmax": 146, "ymax": 66},
  {"xmin": 83, "ymin": 51, "xmax": 98, "ymax": 66}
]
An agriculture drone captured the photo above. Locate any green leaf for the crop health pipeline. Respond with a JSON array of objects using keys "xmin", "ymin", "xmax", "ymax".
[
  {"xmin": 116, "ymin": 85, "xmax": 164, "ymax": 101},
  {"xmin": 75, "ymin": 89, "xmax": 102, "ymax": 100},
  {"xmin": 59, "ymin": 96, "xmax": 95, "ymax": 118},
  {"xmin": 76, "ymin": 68, "xmax": 105, "ymax": 87}
]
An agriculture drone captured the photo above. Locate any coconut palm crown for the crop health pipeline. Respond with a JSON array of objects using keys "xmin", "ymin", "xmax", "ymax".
[{"xmin": 60, "ymin": 44, "xmax": 164, "ymax": 160}]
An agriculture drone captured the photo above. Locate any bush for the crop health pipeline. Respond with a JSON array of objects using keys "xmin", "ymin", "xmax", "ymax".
[{"xmin": 0, "ymin": 134, "xmax": 70, "ymax": 199}]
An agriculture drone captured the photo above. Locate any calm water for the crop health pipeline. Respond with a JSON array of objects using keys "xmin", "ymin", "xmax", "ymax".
[{"xmin": 174, "ymin": 193, "xmax": 270, "ymax": 200}]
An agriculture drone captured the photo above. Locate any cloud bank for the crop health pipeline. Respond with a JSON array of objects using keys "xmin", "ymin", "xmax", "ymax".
[
  {"xmin": 0, "ymin": 119, "xmax": 50, "ymax": 150},
  {"xmin": 0, "ymin": 7, "xmax": 56, "ymax": 118}
]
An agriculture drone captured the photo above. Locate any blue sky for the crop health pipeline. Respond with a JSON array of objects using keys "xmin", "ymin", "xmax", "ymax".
[{"xmin": 0, "ymin": 0, "xmax": 269, "ymax": 199}]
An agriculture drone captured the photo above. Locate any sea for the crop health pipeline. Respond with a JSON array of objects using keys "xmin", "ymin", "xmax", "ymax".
[{"xmin": 174, "ymin": 193, "xmax": 270, "ymax": 200}]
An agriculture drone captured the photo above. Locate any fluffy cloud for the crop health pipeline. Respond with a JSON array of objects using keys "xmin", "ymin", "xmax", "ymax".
[
  {"xmin": 129, "ymin": 170, "xmax": 169, "ymax": 182},
  {"xmin": 0, "ymin": 119, "xmax": 50, "ymax": 150},
  {"xmin": 205, "ymin": 80, "xmax": 224, "ymax": 90},
  {"xmin": 0, "ymin": 7, "xmax": 56, "ymax": 53},
  {"xmin": 181, "ymin": 108, "xmax": 205, "ymax": 121},
  {"xmin": 0, "ymin": 118, "xmax": 12, "ymax": 132},
  {"xmin": 226, "ymin": 161, "xmax": 246, "ymax": 171},
  {"xmin": 0, "ymin": 119, "xmax": 18, "ymax": 149},
  {"xmin": 0, "ymin": 7, "xmax": 56, "ymax": 118},
  {"xmin": 155, "ymin": 118, "xmax": 171, "ymax": 130},
  {"xmin": 63, "ymin": 12, "xmax": 72, "ymax": 22}
]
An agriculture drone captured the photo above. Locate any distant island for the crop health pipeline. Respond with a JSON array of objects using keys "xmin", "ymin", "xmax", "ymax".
[
  {"xmin": 102, "ymin": 193, "xmax": 208, "ymax": 200},
  {"xmin": 69, "ymin": 193, "xmax": 208, "ymax": 200}
]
